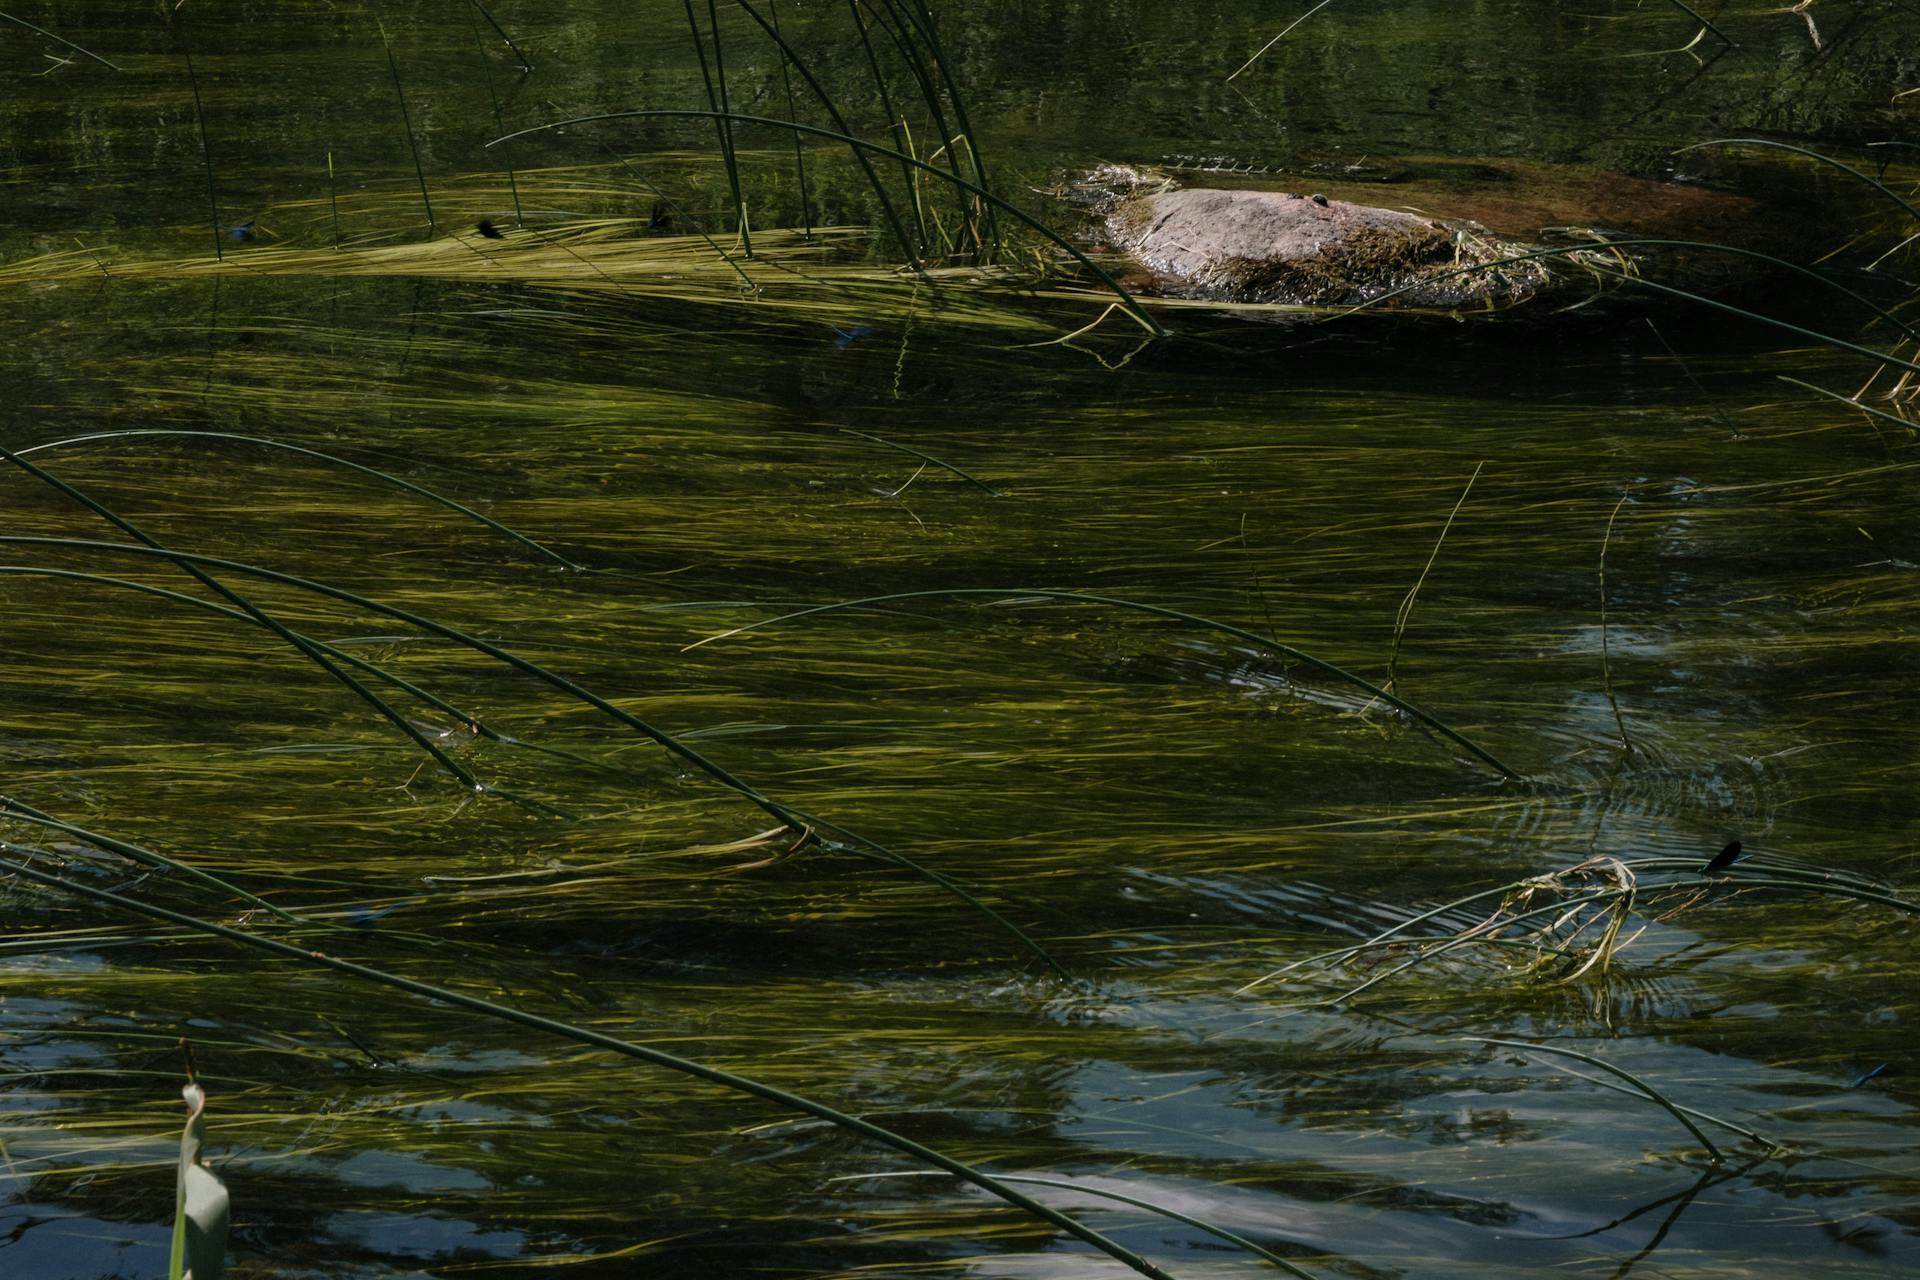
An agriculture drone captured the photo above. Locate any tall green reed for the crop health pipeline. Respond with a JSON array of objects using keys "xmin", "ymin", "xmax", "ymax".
[
  {"xmin": 1, "ymin": 11, "xmax": 120, "ymax": 69},
  {"xmin": 379, "ymin": 21, "xmax": 437, "ymax": 235}
]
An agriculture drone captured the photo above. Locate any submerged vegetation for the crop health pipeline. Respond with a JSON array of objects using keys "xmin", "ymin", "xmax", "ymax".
[{"xmin": 2, "ymin": 1, "xmax": 1918, "ymax": 1277}]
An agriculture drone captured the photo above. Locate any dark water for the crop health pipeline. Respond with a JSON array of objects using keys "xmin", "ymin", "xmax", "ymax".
[{"xmin": 2, "ymin": 4, "xmax": 1917, "ymax": 1278}]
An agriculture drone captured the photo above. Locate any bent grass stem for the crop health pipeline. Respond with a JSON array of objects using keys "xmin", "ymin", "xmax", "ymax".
[
  {"xmin": 681, "ymin": 587, "xmax": 1518, "ymax": 778},
  {"xmin": 17, "ymin": 430, "xmax": 580, "ymax": 569},
  {"xmin": 1477, "ymin": 1038, "xmax": 1725, "ymax": 1162}
]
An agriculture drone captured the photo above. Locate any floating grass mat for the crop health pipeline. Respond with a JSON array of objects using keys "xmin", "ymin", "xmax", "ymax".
[{"xmin": 0, "ymin": 219, "xmax": 1105, "ymax": 336}]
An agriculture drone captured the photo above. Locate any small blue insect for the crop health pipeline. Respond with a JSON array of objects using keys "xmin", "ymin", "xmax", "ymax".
[
  {"xmin": 1847, "ymin": 1062, "xmax": 1890, "ymax": 1089},
  {"xmin": 227, "ymin": 222, "xmax": 256, "ymax": 242},
  {"xmin": 345, "ymin": 897, "xmax": 420, "ymax": 929},
  {"xmin": 831, "ymin": 324, "xmax": 874, "ymax": 348}
]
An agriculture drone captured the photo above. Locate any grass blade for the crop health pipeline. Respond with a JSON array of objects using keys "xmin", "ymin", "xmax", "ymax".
[
  {"xmin": 716, "ymin": 6, "xmax": 919, "ymax": 267},
  {"xmin": 901, "ymin": 1, "xmax": 997, "ymax": 247},
  {"xmin": 1777, "ymin": 376, "xmax": 1918, "ymax": 433},
  {"xmin": 1477, "ymin": 1038, "xmax": 1725, "ymax": 1162},
  {"xmin": 770, "ymin": 0, "xmax": 812, "ymax": 238},
  {"xmin": 1535, "ymin": 1063, "xmax": 1777, "ymax": 1148},
  {"xmin": 681, "ymin": 0, "xmax": 752, "ymax": 257},
  {"xmin": 1, "ymin": 796, "xmax": 300, "ymax": 924},
  {"xmin": 180, "ymin": 41, "xmax": 223, "ymax": 261},
  {"xmin": 845, "ymin": 0, "xmax": 921, "ymax": 243},
  {"xmin": 1599, "ymin": 491, "xmax": 1635, "ymax": 754},
  {"xmin": 379, "ymin": 21, "xmax": 437, "ymax": 235},
  {"xmin": 0, "ymin": 565, "xmax": 505, "ymax": 760},
  {"xmin": 465, "ymin": 0, "xmax": 531, "ymax": 73},
  {"xmin": 0, "ymin": 10, "xmax": 120, "ymax": 69},
  {"xmin": 0, "ymin": 445, "xmax": 482, "ymax": 791},
  {"xmin": 848, "ymin": 1170, "xmax": 1321, "ymax": 1277},
  {"xmin": 1384, "ymin": 461, "xmax": 1480, "ymax": 693},
  {"xmin": 838, "ymin": 428, "xmax": 1003, "ymax": 495},
  {"xmin": 467, "ymin": 2, "xmax": 525, "ymax": 227},
  {"xmin": 19, "ymin": 429, "xmax": 581, "ymax": 568},
  {"xmin": 1676, "ymin": 138, "xmax": 1920, "ymax": 227},
  {"xmin": 681, "ymin": 587, "xmax": 1518, "ymax": 778},
  {"xmin": 1658, "ymin": 0, "xmax": 1734, "ymax": 47},
  {"xmin": 847, "ymin": 0, "xmax": 971, "ymax": 252},
  {"xmin": 706, "ymin": 0, "xmax": 752, "ymax": 256},
  {"xmin": 326, "ymin": 149, "xmax": 342, "ymax": 248},
  {"xmin": 1227, "ymin": 0, "xmax": 1339, "ymax": 82}
]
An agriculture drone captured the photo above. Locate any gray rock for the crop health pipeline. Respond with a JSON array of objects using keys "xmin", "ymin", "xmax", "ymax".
[{"xmin": 1074, "ymin": 165, "xmax": 1554, "ymax": 310}]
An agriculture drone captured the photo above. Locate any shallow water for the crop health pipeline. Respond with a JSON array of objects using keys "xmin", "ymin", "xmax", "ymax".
[{"xmin": 2, "ymin": 3, "xmax": 1917, "ymax": 1278}]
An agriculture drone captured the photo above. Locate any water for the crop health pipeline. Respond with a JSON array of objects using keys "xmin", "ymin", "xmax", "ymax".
[{"xmin": 1, "ymin": 3, "xmax": 1916, "ymax": 1278}]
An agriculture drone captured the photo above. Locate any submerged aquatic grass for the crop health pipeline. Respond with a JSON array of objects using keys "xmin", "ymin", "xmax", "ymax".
[
  {"xmin": 5, "ymin": 857, "xmax": 1185, "ymax": 1280},
  {"xmin": 4, "ymin": 3, "xmax": 1920, "ymax": 1276}
]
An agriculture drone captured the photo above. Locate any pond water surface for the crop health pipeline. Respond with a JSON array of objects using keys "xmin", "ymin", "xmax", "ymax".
[{"xmin": 1, "ymin": 3, "xmax": 1916, "ymax": 1278}]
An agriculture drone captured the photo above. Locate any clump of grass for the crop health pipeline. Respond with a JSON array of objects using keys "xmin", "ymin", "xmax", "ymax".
[
  {"xmin": 489, "ymin": 4, "xmax": 1056, "ymax": 300},
  {"xmin": 1241, "ymin": 851, "xmax": 1917, "ymax": 1007},
  {"xmin": 0, "ymin": 212, "xmax": 1086, "ymax": 336},
  {"xmin": 1335, "ymin": 236, "xmax": 1920, "ymax": 376}
]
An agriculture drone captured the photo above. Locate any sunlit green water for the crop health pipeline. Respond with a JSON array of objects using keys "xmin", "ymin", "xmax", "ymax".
[{"xmin": 2, "ymin": 3, "xmax": 1917, "ymax": 1278}]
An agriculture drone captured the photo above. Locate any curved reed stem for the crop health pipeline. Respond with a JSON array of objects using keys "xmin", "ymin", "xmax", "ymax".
[
  {"xmin": 680, "ymin": 587, "xmax": 1518, "ymax": 778},
  {"xmin": 17, "ymin": 430, "xmax": 581, "ymax": 568},
  {"xmin": 1675, "ymin": 139, "xmax": 1920, "ymax": 227},
  {"xmin": 0, "ymin": 798, "xmax": 298, "ymax": 923},
  {"xmin": 1477, "ymin": 1038, "xmax": 1724, "ymax": 1162},
  {"xmin": 847, "ymin": 1170, "xmax": 1320, "ymax": 1277},
  {"xmin": 0, "ymin": 446, "xmax": 481, "ymax": 791}
]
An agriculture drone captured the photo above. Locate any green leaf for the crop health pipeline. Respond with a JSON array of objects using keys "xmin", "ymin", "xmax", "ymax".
[{"xmin": 171, "ymin": 1084, "xmax": 230, "ymax": 1280}]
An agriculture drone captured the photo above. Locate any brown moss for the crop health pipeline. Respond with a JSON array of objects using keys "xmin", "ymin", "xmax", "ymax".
[{"xmin": 1205, "ymin": 223, "xmax": 1458, "ymax": 305}]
